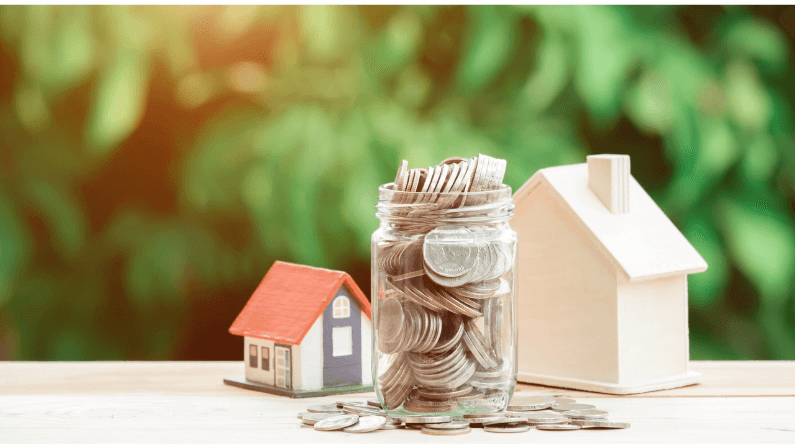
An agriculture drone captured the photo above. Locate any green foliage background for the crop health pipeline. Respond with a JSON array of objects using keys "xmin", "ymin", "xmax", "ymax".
[{"xmin": 1, "ymin": 5, "xmax": 794, "ymax": 360}]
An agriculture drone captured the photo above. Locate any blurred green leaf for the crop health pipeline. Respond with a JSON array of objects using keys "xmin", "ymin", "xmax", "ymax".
[
  {"xmin": 573, "ymin": 5, "xmax": 636, "ymax": 125},
  {"xmin": 725, "ymin": 60, "xmax": 773, "ymax": 132},
  {"xmin": 0, "ymin": 192, "xmax": 29, "ymax": 307},
  {"xmin": 718, "ymin": 199, "xmax": 795, "ymax": 304},
  {"xmin": 85, "ymin": 50, "xmax": 149, "ymax": 155},
  {"xmin": 27, "ymin": 181, "xmax": 87, "ymax": 262},
  {"xmin": 685, "ymin": 217, "xmax": 729, "ymax": 308},
  {"xmin": 520, "ymin": 30, "xmax": 569, "ymax": 115},
  {"xmin": 725, "ymin": 18, "xmax": 789, "ymax": 74},
  {"xmin": 456, "ymin": 6, "xmax": 516, "ymax": 95},
  {"xmin": 741, "ymin": 134, "xmax": 778, "ymax": 183}
]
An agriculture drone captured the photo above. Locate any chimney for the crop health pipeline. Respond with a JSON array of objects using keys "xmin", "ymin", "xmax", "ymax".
[{"xmin": 587, "ymin": 154, "xmax": 630, "ymax": 214}]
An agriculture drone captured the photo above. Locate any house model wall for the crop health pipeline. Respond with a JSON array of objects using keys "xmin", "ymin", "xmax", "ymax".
[{"xmin": 511, "ymin": 154, "xmax": 708, "ymax": 395}]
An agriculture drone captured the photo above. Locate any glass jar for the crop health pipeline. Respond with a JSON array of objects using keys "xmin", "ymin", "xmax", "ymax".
[{"xmin": 371, "ymin": 183, "xmax": 517, "ymax": 417}]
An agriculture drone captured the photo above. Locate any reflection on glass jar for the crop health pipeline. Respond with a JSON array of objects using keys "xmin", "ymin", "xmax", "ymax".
[{"xmin": 371, "ymin": 172, "xmax": 517, "ymax": 417}]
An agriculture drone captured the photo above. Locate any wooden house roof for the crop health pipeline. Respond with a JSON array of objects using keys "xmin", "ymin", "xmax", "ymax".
[
  {"xmin": 513, "ymin": 163, "xmax": 707, "ymax": 282},
  {"xmin": 229, "ymin": 261, "xmax": 371, "ymax": 345}
]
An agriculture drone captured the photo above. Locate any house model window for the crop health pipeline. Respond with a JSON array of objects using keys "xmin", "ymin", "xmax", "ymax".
[
  {"xmin": 249, "ymin": 344, "xmax": 258, "ymax": 368},
  {"xmin": 332, "ymin": 326, "xmax": 353, "ymax": 357},
  {"xmin": 332, "ymin": 296, "xmax": 350, "ymax": 318},
  {"xmin": 261, "ymin": 347, "xmax": 269, "ymax": 371}
]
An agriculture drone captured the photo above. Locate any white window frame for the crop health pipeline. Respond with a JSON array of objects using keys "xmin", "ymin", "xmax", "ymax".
[
  {"xmin": 332, "ymin": 326, "xmax": 353, "ymax": 357},
  {"xmin": 332, "ymin": 296, "xmax": 350, "ymax": 319}
]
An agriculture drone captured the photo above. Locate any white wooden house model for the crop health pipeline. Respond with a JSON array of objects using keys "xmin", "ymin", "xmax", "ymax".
[
  {"xmin": 512, "ymin": 154, "xmax": 708, "ymax": 394},
  {"xmin": 225, "ymin": 261, "xmax": 373, "ymax": 398}
]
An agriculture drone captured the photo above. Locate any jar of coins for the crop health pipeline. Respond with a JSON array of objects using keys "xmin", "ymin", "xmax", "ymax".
[{"xmin": 371, "ymin": 155, "xmax": 517, "ymax": 417}]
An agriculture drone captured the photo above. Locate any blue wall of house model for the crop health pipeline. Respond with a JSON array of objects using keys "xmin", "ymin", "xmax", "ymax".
[{"xmin": 322, "ymin": 285, "xmax": 362, "ymax": 387}]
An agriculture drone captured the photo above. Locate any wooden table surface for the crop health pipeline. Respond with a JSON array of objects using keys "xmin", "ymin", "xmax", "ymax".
[{"xmin": 1, "ymin": 361, "xmax": 794, "ymax": 443}]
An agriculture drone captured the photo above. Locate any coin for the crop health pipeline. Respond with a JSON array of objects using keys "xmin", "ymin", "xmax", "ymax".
[
  {"xmin": 424, "ymin": 226, "xmax": 478, "ymax": 278},
  {"xmin": 343, "ymin": 415, "xmax": 387, "ymax": 433},
  {"xmin": 367, "ymin": 399, "xmax": 382, "ymax": 408},
  {"xmin": 563, "ymin": 409, "xmax": 609, "ymax": 420},
  {"xmin": 313, "ymin": 414, "xmax": 359, "ymax": 431},
  {"xmin": 300, "ymin": 423, "xmax": 314, "ymax": 429},
  {"xmin": 554, "ymin": 397, "xmax": 576, "ymax": 405},
  {"xmin": 482, "ymin": 417, "xmax": 529, "ymax": 426},
  {"xmin": 307, "ymin": 404, "xmax": 343, "ymax": 413},
  {"xmin": 507, "ymin": 396, "xmax": 556, "ymax": 411},
  {"xmin": 537, "ymin": 424, "xmax": 582, "ymax": 431},
  {"xmin": 483, "ymin": 424, "xmax": 531, "ymax": 433},
  {"xmin": 552, "ymin": 403, "xmax": 596, "ymax": 411},
  {"xmin": 421, "ymin": 427, "xmax": 472, "ymax": 436},
  {"xmin": 380, "ymin": 423, "xmax": 404, "ymax": 430},
  {"xmin": 336, "ymin": 400, "xmax": 365, "ymax": 408},
  {"xmin": 404, "ymin": 415, "xmax": 452, "ymax": 424},
  {"xmin": 415, "ymin": 385, "xmax": 473, "ymax": 400},
  {"xmin": 424, "ymin": 421, "xmax": 471, "ymax": 430},
  {"xmin": 302, "ymin": 412, "xmax": 346, "ymax": 424},
  {"xmin": 578, "ymin": 421, "xmax": 631, "ymax": 429},
  {"xmin": 395, "ymin": 160, "xmax": 408, "ymax": 191}
]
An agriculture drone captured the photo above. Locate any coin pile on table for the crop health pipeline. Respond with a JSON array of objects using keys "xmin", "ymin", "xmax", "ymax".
[
  {"xmin": 297, "ymin": 396, "xmax": 630, "ymax": 434},
  {"xmin": 375, "ymin": 154, "xmax": 517, "ymax": 414}
]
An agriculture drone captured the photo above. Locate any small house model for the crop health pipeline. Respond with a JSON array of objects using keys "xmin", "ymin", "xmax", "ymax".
[
  {"xmin": 512, "ymin": 154, "xmax": 708, "ymax": 395},
  {"xmin": 224, "ymin": 261, "xmax": 373, "ymax": 398}
]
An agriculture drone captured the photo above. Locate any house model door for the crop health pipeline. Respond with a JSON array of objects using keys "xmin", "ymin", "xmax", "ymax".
[{"xmin": 274, "ymin": 345, "xmax": 291, "ymax": 389}]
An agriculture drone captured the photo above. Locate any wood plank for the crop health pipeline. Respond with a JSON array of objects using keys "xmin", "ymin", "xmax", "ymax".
[
  {"xmin": 2, "ymin": 361, "xmax": 792, "ymax": 397},
  {"xmin": 0, "ymin": 394, "xmax": 793, "ymax": 443},
  {"xmin": 1, "ymin": 361, "xmax": 794, "ymax": 442}
]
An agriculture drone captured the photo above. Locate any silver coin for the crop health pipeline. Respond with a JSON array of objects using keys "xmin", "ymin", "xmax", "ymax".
[
  {"xmin": 463, "ymin": 413, "xmax": 507, "ymax": 419},
  {"xmin": 424, "ymin": 421, "xmax": 471, "ymax": 430},
  {"xmin": 343, "ymin": 415, "xmax": 387, "ymax": 433},
  {"xmin": 421, "ymin": 427, "xmax": 471, "ymax": 436},
  {"xmin": 415, "ymin": 385, "xmax": 473, "ymax": 400},
  {"xmin": 380, "ymin": 423, "xmax": 404, "ymax": 430},
  {"xmin": 564, "ymin": 410, "xmax": 609, "ymax": 421},
  {"xmin": 378, "ymin": 297, "xmax": 404, "ymax": 342},
  {"xmin": 524, "ymin": 419, "xmax": 569, "ymax": 426},
  {"xmin": 507, "ymin": 396, "xmax": 556, "ymax": 411},
  {"xmin": 302, "ymin": 412, "xmax": 346, "ymax": 424},
  {"xmin": 537, "ymin": 424, "xmax": 582, "ymax": 431},
  {"xmin": 313, "ymin": 414, "xmax": 359, "ymax": 431},
  {"xmin": 335, "ymin": 400, "xmax": 365, "ymax": 408},
  {"xmin": 552, "ymin": 403, "xmax": 595, "ymax": 411},
  {"xmin": 449, "ymin": 389, "xmax": 485, "ymax": 402},
  {"xmin": 404, "ymin": 415, "xmax": 452, "ymax": 424},
  {"xmin": 307, "ymin": 404, "xmax": 343, "ymax": 413},
  {"xmin": 423, "ymin": 226, "xmax": 478, "ymax": 278},
  {"xmin": 343, "ymin": 404, "xmax": 382, "ymax": 413},
  {"xmin": 482, "ymin": 417, "xmax": 529, "ymax": 426},
  {"xmin": 519, "ymin": 413, "xmax": 571, "ymax": 424},
  {"xmin": 554, "ymin": 397, "xmax": 576, "ymax": 405},
  {"xmin": 483, "ymin": 424, "xmax": 531, "ymax": 433},
  {"xmin": 578, "ymin": 421, "xmax": 631, "ymax": 429},
  {"xmin": 394, "ymin": 160, "xmax": 408, "ymax": 191}
]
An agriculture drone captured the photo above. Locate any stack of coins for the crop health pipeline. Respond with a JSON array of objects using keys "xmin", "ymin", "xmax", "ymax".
[
  {"xmin": 298, "ymin": 396, "xmax": 630, "ymax": 434},
  {"xmin": 374, "ymin": 154, "xmax": 516, "ymax": 414}
]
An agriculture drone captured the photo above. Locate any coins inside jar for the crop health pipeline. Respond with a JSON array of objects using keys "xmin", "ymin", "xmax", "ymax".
[{"xmin": 374, "ymin": 154, "xmax": 515, "ymax": 416}]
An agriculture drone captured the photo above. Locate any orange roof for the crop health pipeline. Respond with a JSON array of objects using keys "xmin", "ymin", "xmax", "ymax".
[{"xmin": 229, "ymin": 261, "xmax": 371, "ymax": 345}]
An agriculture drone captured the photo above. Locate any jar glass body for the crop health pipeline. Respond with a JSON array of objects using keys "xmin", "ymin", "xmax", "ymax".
[{"xmin": 370, "ymin": 184, "xmax": 517, "ymax": 416}]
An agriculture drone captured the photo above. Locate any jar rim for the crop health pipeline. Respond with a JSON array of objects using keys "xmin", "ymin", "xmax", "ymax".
[{"xmin": 377, "ymin": 182, "xmax": 512, "ymax": 200}]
